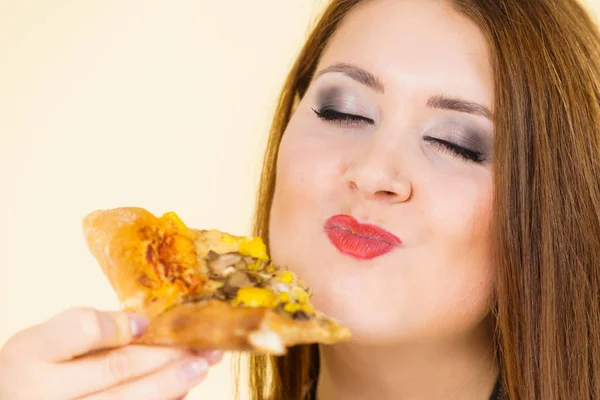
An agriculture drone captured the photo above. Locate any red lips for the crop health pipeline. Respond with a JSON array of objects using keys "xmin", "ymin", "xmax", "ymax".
[{"xmin": 323, "ymin": 215, "xmax": 402, "ymax": 260}]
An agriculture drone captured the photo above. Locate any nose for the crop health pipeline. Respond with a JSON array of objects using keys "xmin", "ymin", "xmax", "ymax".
[{"xmin": 343, "ymin": 145, "xmax": 412, "ymax": 204}]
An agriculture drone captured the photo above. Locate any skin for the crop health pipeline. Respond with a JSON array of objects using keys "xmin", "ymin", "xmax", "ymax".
[
  {"xmin": 0, "ymin": 308, "xmax": 223, "ymax": 399},
  {"xmin": 269, "ymin": 0, "xmax": 498, "ymax": 399}
]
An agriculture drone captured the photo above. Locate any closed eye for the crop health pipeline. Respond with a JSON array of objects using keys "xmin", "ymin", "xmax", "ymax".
[
  {"xmin": 424, "ymin": 136, "xmax": 487, "ymax": 163},
  {"xmin": 312, "ymin": 107, "xmax": 375, "ymax": 126}
]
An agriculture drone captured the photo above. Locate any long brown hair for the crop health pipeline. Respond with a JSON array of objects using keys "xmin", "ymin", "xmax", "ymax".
[{"xmin": 235, "ymin": 1, "xmax": 600, "ymax": 398}]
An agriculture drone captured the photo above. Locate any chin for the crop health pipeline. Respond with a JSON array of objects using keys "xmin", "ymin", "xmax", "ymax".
[{"xmin": 306, "ymin": 279, "xmax": 409, "ymax": 345}]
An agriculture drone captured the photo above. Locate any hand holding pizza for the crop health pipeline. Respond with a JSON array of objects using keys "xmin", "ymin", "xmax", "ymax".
[
  {"xmin": 0, "ymin": 307, "xmax": 222, "ymax": 399},
  {"xmin": 0, "ymin": 206, "xmax": 350, "ymax": 400}
]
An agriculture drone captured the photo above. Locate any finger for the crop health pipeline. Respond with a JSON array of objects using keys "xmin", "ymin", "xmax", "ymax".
[
  {"xmin": 6, "ymin": 307, "xmax": 147, "ymax": 362},
  {"xmin": 81, "ymin": 356, "xmax": 209, "ymax": 400},
  {"xmin": 54, "ymin": 345, "xmax": 190, "ymax": 399},
  {"xmin": 192, "ymin": 349, "xmax": 224, "ymax": 366}
]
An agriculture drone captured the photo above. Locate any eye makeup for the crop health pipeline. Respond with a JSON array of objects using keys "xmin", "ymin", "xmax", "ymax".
[
  {"xmin": 310, "ymin": 83, "xmax": 492, "ymax": 164},
  {"xmin": 423, "ymin": 120, "xmax": 492, "ymax": 163},
  {"xmin": 312, "ymin": 86, "xmax": 375, "ymax": 127}
]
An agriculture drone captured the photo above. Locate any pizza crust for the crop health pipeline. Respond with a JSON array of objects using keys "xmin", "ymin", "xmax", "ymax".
[{"xmin": 134, "ymin": 300, "xmax": 351, "ymax": 355}]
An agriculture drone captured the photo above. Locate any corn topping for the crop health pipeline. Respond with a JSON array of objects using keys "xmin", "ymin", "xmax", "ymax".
[
  {"xmin": 300, "ymin": 303, "xmax": 313, "ymax": 314},
  {"xmin": 239, "ymin": 236, "xmax": 269, "ymax": 260},
  {"xmin": 278, "ymin": 271, "xmax": 294, "ymax": 284},
  {"xmin": 233, "ymin": 287, "xmax": 274, "ymax": 308},
  {"xmin": 283, "ymin": 302, "xmax": 301, "ymax": 314},
  {"xmin": 247, "ymin": 260, "xmax": 262, "ymax": 271}
]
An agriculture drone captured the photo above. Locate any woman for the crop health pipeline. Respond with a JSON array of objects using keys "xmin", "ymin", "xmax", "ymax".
[{"xmin": 2, "ymin": 0, "xmax": 600, "ymax": 399}]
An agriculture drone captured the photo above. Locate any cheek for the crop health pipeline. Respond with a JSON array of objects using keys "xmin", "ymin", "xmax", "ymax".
[
  {"xmin": 274, "ymin": 115, "xmax": 346, "ymax": 204},
  {"xmin": 273, "ymin": 137, "xmax": 323, "ymax": 210},
  {"xmin": 268, "ymin": 117, "xmax": 345, "ymax": 263},
  {"xmin": 414, "ymin": 171, "xmax": 495, "ymax": 331},
  {"xmin": 422, "ymin": 170, "xmax": 492, "ymax": 257},
  {"xmin": 422, "ymin": 171, "xmax": 492, "ymax": 241}
]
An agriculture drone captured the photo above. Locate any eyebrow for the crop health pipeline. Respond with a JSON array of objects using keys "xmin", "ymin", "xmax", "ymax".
[
  {"xmin": 315, "ymin": 62, "xmax": 385, "ymax": 93},
  {"xmin": 315, "ymin": 62, "xmax": 493, "ymax": 121},
  {"xmin": 427, "ymin": 94, "xmax": 493, "ymax": 121}
]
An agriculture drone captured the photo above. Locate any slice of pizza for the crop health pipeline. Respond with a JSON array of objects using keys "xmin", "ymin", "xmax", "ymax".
[{"xmin": 82, "ymin": 207, "xmax": 351, "ymax": 355}]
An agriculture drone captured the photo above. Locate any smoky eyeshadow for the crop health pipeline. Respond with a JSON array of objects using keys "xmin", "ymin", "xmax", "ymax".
[
  {"xmin": 315, "ymin": 84, "xmax": 493, "ymax": 157},
  {"xmin": 317, "ymin": 86, "xmax": 342, "ymax": 107},
  {"xmin": 441, "ymin": 124, "xmax": 493, "ymax": 157},
  {"xmin": 316, "ymin": 85, "xmax": 369, "ymax": 115}
]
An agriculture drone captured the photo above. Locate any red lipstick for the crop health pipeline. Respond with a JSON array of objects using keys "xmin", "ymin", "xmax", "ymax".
[{"xmin": 323, "ymin": 214, "xmax": 402, "ymax": 260}]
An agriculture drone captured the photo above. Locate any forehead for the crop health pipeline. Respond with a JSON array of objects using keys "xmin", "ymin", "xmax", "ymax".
[{"xmin": 317, "ymin": 0, "xmax": 493, "ymax": 109}]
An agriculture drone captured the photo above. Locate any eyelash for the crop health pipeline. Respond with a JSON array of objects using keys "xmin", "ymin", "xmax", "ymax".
[
  {"xmin": 312, "ymin": 107, "xmax": 374, "ymax": 126},
  {"xmin": 312, "ymin": 107, "xmax": 486, "ymax": 163},
  {"xmin": 423, "ymin": 137, "xmax": 486, "ymax": 163}
]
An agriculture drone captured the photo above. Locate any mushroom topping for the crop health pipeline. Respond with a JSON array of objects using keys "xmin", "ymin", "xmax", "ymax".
[
  {"xmin": 292, "ymin": 310, "xmax": 310, "ymax": 321},
  {"xmin": 234, "ymin": 260, "xmax": 247, "ymax": 270},
  {"xmin": 220, "ymin": 271, "xmax": 253, "ymax": 298},
  {"xmin": 207, "ymin": 252, "xmax": 242, "ymax": 275},
  {"xmin": 207, "ymin": 250, "xmax": 219, "ymax": 262},
  {"xmin": 221, "ymin": 266, "xmax": 237, "ymax": 277}
]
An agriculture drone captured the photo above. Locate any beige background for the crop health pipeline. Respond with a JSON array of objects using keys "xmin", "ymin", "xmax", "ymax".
[{"xmin": 1, "ymin": 1, "xmax": 599, "ymax": 399}]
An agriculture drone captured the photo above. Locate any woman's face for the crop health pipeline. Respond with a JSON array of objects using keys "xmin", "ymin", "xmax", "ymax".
[{"xmin": 269, "ymin": 0, "xmax": 495, "ymax": 344}]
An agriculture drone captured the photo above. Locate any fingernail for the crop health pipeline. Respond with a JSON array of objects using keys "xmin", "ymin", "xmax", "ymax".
[
  {"xmin": 180, "ymin": 358, "xmax": 209, "ymax": 381},
  {"xmin": 189, "ymin": 349, "xmax": 223, "ymax": 365},
  {"xmin": 205, "ymin": 350, "xmax": 223, "ymax": 364},
  {"xmin": 127, "ymin": 313, "xmax": 149, "ymax": 337}
]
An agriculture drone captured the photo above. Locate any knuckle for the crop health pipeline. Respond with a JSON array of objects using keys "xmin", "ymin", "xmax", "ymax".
[
  {"xmin": 152, "ymin": 365, "xmax": 188, "ymax": 400},
  {"xmin": 153, "ymin": 377, "xmax": 176, "ymax": 400},
  {"xmin": 105, "ymin": 350, "xmax": 132, "ymax": 384}
]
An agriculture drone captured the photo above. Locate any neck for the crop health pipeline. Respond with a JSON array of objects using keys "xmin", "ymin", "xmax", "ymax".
[{"xmin": 316, "ymin": 318, "xmax": 498, "ymax": 400}]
